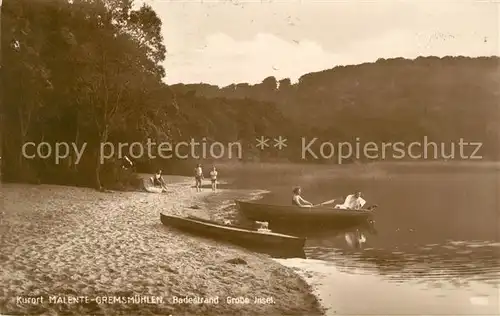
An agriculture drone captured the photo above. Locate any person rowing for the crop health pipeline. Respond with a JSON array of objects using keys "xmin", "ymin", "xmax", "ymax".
[{"xmin": 292, "ymin": 186, "xmax": 313, "ymax": 208}]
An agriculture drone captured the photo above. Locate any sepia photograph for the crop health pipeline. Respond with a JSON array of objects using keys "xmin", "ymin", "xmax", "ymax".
[{"xmin": 1, "ymin": 0, "xmax": 499, "ymax": 315}]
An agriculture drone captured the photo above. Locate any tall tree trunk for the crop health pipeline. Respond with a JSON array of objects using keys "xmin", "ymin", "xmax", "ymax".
[
  {"xmin": 72, "ymin": 116, "xmax": 80, "ymax": 173},
  {"xmin": 95, "ymin": 126, "xmax": 108, "ymax": 191},
  {"xmin": 95, "ymin": 150, "xmax": 102, "ymax": 191}
]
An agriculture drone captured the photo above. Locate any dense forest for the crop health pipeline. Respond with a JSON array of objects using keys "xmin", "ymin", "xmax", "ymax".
[
  {"xmin": 2, "ymin": 0, "xmax": 499, "ymax": 190},
  {"xmin": 172, "ymin": 56, "xmax": 500, "ymax": 159}
]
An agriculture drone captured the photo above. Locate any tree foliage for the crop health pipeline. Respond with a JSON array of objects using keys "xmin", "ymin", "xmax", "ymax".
[{"xmin": 2, "ymin": 0, "xmax": 178, "ymax": 188}]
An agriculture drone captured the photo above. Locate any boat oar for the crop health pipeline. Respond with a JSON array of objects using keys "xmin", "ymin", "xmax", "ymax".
[{"xmin": 314, "ymin": 197, "xmax": 343, "ymax": 207}]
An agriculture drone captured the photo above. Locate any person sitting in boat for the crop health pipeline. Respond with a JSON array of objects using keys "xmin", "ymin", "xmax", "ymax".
[
  {"xmin": 334, "ymin": 191, "xmax": 366, "ymax": 210},
  {"xmin": 292, "ymin": 187, "xmax": 313, "ymax": 208},
  {"xmin": 150, "ymin": 169, "xmax": 167, "ymax": 191}
]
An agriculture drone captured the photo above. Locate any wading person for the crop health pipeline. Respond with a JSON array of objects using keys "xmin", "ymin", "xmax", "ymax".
[
  {"xmin": 292, "ymin": 186, "xmax": 313, "ymax": 208},
  {"xmin": 194, "ymin": 164, "xmax": 204, "ymax": 192},
  {"xmin": 209, "ymin": 166, "xmax": 218, "ymax": 192}
]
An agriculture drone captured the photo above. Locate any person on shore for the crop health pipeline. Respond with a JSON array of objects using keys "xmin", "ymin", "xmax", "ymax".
[
  {"xmin": 335, "ymin": 191, "xmax": 366, "ymax": 210},
  {"xmin": 151, "ymin": 169, "xmax": 167, "ymax": 191},
  {"xmin": 292, "ymin": 186, "xmax": 313, "ymax": 208},
  {"xmin": 194, "ymin": 164, "xmax": 204, "ymax": 192},
  {"xmin": 209, "ymin": 166, "xmax": 218, "ymax": 192}
]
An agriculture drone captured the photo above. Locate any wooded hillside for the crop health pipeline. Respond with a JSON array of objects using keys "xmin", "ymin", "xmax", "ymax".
[{"xmin": 172, "ymin": 56, "xmax": 500, "ymax": 160}]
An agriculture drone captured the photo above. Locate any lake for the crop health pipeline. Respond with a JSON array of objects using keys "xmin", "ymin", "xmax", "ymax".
[{"xmin": 217, "ymin": 162, "xmax": 500, "ymax": 314}]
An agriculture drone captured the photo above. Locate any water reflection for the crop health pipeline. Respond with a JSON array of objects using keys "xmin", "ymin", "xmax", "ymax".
[
  {"xmin": 303, "ymin": 222, "xmax": 500, "ymax": 288},
  {"xmin": 267, "ymin": 219, "xmax": 500, "ymax": 288},
  {"xmin": 270, "ymin": 218, "xmax": 377, "ymax": 239},
  {"xmin": 344, "ymin": 230, "xmax": 367, "ymax": 249}
]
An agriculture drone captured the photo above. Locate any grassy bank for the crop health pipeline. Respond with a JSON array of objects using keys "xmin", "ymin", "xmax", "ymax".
[{"xmin": 0, "ymin": 176, "xmax": 324, "ymax": 315}]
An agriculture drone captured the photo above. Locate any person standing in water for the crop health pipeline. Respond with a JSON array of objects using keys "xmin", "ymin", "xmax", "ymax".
[
  {"xmin": 194, "ymin": 164, "xmax": 204, "ymax": 192},
  {"xmin": 209, "ymin": 166, "xmax": 218, "ymax": 192}
]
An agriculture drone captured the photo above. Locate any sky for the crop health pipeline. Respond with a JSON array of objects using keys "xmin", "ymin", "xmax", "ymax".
[{"xmin": 143, "ymin": 0, "xmax": 499, "ymax": 86}]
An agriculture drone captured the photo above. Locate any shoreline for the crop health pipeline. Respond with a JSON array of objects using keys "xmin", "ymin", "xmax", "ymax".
[{"xmin": 0, "ymin": 176, "xmax": 324, "ymax": 315}]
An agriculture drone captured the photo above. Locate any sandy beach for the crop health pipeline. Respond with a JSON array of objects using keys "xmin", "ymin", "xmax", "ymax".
[{"xmin": 0, "ymin": 176, "xmax": 324, "ymax": 315}]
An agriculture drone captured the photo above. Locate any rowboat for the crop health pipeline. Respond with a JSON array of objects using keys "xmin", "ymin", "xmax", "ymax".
[
  {"xmin": 160, "ymin": 213, "xmax": 306, "ymax": 250},
  {"xmin": 236, "ymin": 200, "xmax": 373, "ymax": 225}
]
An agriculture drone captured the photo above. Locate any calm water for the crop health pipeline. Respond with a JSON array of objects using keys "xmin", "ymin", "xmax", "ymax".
[{"xmin": 213, "ymin": 162, "xmax": 500, "ymax": 313}]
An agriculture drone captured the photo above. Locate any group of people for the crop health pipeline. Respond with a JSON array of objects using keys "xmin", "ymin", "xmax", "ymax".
[
  {"xmin": 151, "ymin": 164, "xmax": 367, "ymax": 209},
  {"xmin": 292, "ymin": 186, "xmax": 376, "ymax": 249},
  {"xmin": 292, "ymin": 186, "xmax": 369, "ymax": 210},
  {"xmin": 150, "ymin": 164, "xmax": 219, "ymax": 192},
  {"xmin": 194, "ymin": 164, "xmax": 218, "ymax": 192}
]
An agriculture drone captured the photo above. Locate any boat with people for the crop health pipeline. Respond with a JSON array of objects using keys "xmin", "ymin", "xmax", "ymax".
[
  {"xmin": 236, "ymin": 200, "xmax": 374, "ymax": 224},
  {"xmin": 238, "ymin": 187, "xmax": 377, "ymax": 226},
  {"xmin": 160, "ymin": 213, "xmax": 306, "ymax": 250}
]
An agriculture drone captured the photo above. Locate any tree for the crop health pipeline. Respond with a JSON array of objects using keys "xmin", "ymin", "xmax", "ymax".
[
  {"xmin": 2, "ymin": 0, "xmax": 54, "ymax": 180},
  {"xmin": 56, "ymin": 0, "xmax": 168, "ymax": 189},
  {"xmin": 2, "ymin": 0, "xmax": 177, "ymax": 188}
]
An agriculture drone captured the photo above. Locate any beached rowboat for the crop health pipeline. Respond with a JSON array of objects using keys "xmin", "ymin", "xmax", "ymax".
[
  {"xmin": 236, "ymin": 200, "xmax": 373, "ymax": 224},
  {"xmin": 160, "ymin": 213, "xmax": 306, "ymax": 250}
]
